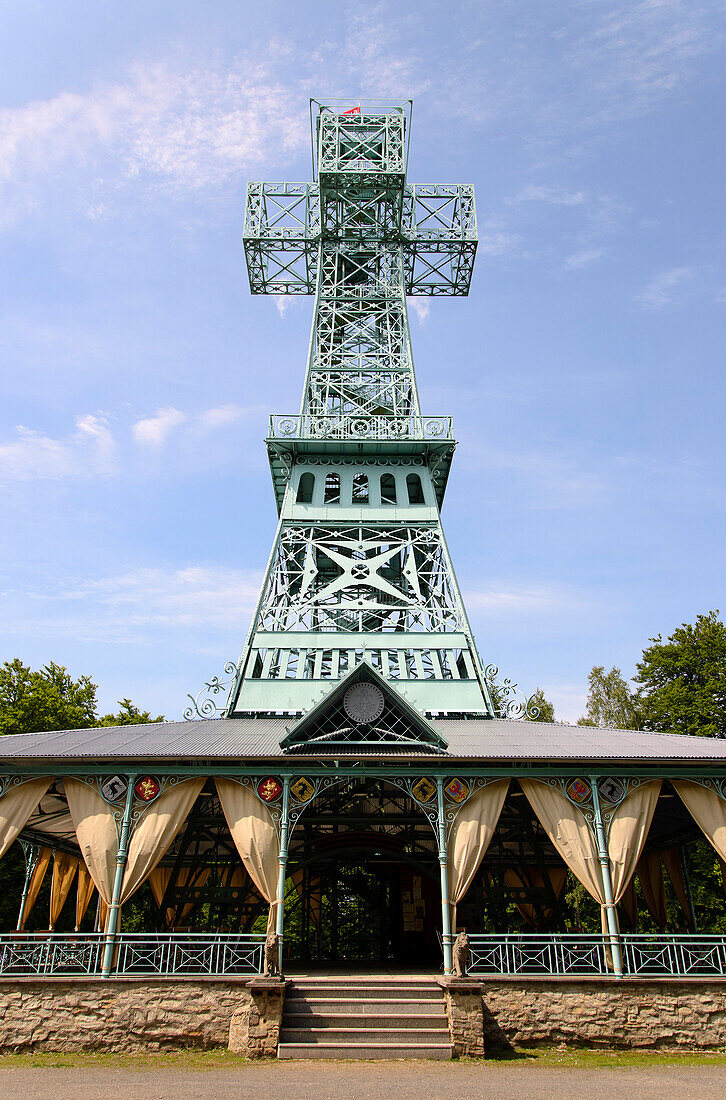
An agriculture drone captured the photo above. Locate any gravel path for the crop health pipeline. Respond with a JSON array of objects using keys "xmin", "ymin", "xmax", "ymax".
[{"xmin": 2, "ymin": 1061, "xmax": 726, "ymax": 1100}]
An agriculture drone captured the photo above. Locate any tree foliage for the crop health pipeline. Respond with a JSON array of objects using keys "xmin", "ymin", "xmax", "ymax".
[
  {"xmin": 0, "ymin": 660, "xmax": 164, "ymax": 735},
  {"xmin": 99, "ymin": 698, "xmax": 164, "ymax": 726},
  {"xmin": 525, "ymin": 687, "xmax": 555, "ymax": 723},
  {"xmin": 634, "ymin": 611, "xmax": 726, "ymax": 738},
  {"xmin": 577, "ymin": 665, "xmax": 642, "ymax": 730},
  {"xmin": 0, "ymin": 659, "xmax": 98, "ymax": 736}
]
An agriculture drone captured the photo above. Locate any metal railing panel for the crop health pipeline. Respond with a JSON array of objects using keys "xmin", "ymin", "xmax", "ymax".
[
  {"xmin": 465, "ymin": 934, "xmax": 726, "ymax": 978},
  {"xmin": 268, "ymin": 413, "xmax": 453, "ymax": 442},
  {"xmin": 0, "ymin": 932, "xmax": 264, "ymax": 978}
]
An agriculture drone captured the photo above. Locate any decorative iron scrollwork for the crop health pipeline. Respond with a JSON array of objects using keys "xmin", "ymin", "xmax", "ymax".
[
  {"xmin": 484, "ymin": 664, "xmax": 541, "ymax": 721},
  {"xmin": 184, "ymin": 661, "xmax": 238, "ymax": 720}
]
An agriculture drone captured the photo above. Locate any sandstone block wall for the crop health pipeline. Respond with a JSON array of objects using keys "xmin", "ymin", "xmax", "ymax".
[
  {"xmin": 0, "ymin": 978, "xmax": 257, "ymax": 1054},
  {"xmin": 480, "ymin": 978, "xmax": 726, "ymax": 1052},
  {"xmin": 440, "ymin": 980, "xmax": 486, "ymax": 1057},
  {"xmin": 228, "ymin": 980, "xmax": 286, "ymax": 1058},
  {"xmin": 1, "ymin": 976, "xmax": 725, "ymax": 1055}
]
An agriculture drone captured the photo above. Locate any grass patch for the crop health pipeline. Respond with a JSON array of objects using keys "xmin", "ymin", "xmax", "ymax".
[
  {"xmin": 0, "ymin": 1048, "xmax": 724, "ymax": 1071},
  {"xmin": 0, "ymin": 1049, "xmax": 251, "ymax": 1070},
  {"xmin": 469, "ymin": 1048, "xmax": 726, "ymax": 1068}
]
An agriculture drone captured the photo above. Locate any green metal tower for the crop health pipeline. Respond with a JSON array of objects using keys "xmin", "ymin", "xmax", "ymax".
[{"xmin": 225, "ymin": 99, "xmax": 495, "ymax": 719}]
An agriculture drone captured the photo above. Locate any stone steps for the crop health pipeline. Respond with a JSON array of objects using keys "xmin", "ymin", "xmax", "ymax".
[
  {"xmin": 278, "ymin": 1042, "xmax": 453, "ymax": 1060},
  {"xmin": 283, "ymin": 1012, "xmax": 448, "ymax": 1028},
  {"xmin": 277, "ymin": 978, "xmax": 452, "ymax": 1060}
]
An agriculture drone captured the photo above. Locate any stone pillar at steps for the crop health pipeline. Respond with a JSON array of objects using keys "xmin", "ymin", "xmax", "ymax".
[
  {"xmin": 437, "ymin": 977, "xmax": 485, "ymax": 1057},
  {"xmin": 228, "ymin": 978, "xmax": 287, "ymax": 1058}
]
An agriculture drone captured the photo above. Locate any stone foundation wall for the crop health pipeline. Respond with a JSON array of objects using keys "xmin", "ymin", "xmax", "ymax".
[
  {"xmin": 439, "ymin": 979, "xmax": 485, "ymax": 1057},
  {"xmin": 0, "ymin": 978, "xmax": 285, "ymax": 1056},
  {"xmin": 480, "ymin": 978, "xmax": 726, "ymax": 1053},
  {"xmin": 1, "ymin": 977, "xmax": 725, "ymax": 1056}
]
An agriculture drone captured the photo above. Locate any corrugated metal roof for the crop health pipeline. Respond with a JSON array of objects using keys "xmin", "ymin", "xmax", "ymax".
[{"xmin": 0, "ymin": 717, "xmax": 724, "ymax": 763}]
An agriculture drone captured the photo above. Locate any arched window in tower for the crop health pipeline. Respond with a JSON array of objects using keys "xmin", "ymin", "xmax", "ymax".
[
  {"xmin": 324, "ymin": 471, "xmax": 341, "ymax": 504},
  {"xmin": 352, "ymin": 473, "xmax": 369, "ymax": 503},
  {"xmin": 296, "ymin": 472, "xmax": 315, "ymax": 503},
  {"xmin": 380, "ymin": 473, "xmax": 397, "ymax": 504},
  {"xmin": 406, "ymin": 472, "xmax": 425, "ymax": 504}
]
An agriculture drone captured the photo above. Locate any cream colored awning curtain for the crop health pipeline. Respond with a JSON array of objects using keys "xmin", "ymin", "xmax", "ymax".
[
  {"xmin": 49, "ymin": 851, "xmax": 79, "ymax": 930},
  {"xmin": 521, "ymin": 779, "xmax": 662, "ymax": 929},
  {"xmin": 0, "ymin": 778, "xmax": 52, "ymax": 859},
  {"xmin": 637, "ymin": 851, "xmax": 667, "ymax": 929},
  {"xmin": 75, "ymin": 860, "xmax": 96, "ymax": 930},
  {"xmin": 447, "ymin": 779, "xmax": 509, "ymax": 931},
  {"xmin": 149, "ymin": 867, "xmax": 172, "ymax": 912},
  {"xmin": 119, "ymin": 780, "xmax": 204, "ymax": 903},
  {"xmin": 660, "ymin": 848, "xmax": 693, "ymax": 928},
  {"xmin": 65, "ymin": 780, "xmax": 119, "ymax": 905},
  {"xmin": 607, "ymin": 782, "xmax": 662, "ymax": 905},
  {"xmin": 216, "ymin": 778, "xmax": 280, "ymax": 933},
  {"xmin": 674, "ymin": 780, "xmax": 726, "ymax": 862},
  {"xmin": 503, "ymin": 866, "xmax": 568, "ymax": 928},
  {"xmin": 520, "ymin": 780, "xmax": 606, "ymax": 907},
  {"xmin": 66, "ymin": 777, "xmax": 204, "ymax": 909},
  {"xmin": 19, "ymin": 846, "xmax": 52, "ymax": 929},
  {"xmin": 149, "ymin": 865, "xmax": 210, "ymax": 925}
]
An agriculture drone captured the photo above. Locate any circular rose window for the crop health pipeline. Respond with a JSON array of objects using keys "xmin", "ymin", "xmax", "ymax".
[{"xmin": 343, "ymin": 682, "xmax": 385, "ymax": 726}]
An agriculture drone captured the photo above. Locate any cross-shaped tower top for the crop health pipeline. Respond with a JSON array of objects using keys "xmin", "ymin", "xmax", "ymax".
[
  {"xmin": 224, "ymin": 100, "xmax": 495, "ymax": 721},
  {"xmin": 244, "ymin": 99, "xmax": 477, "ymax": 297}
]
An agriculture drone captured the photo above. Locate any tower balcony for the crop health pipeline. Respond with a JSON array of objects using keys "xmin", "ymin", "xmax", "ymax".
[
  {"xmin": 265, "ymin": 414, "xmax": 455, "ymax": 512},
  {"xmin": 269, "ymin": 413, "xmax": 453, "ymax": 443}
]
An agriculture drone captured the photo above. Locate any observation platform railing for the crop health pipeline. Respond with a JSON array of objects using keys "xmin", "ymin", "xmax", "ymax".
[
  {"xmin": 268, "ymin": 413, "xmax": 453, "ymax": 442},
  {"xmin": 0, "ymin": 932, "xmax": 265, "ymax": 978},
  {"xmin": 464, "ymin": 933, "xmax": 726, "ymax": 978}
]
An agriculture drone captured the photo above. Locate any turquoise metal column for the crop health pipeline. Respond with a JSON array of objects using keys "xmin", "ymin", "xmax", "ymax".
[
  {"xmin": 16, "ymin": 843, "xmax": 38, "ymax": 931},
  {"xmin": 436, "ymin": 777, "xmax": 453, "ymax": 973},
  {"xmin": 275, "ymin": 776, "xmax": 291, "ymax": 967},
  {"xmin": 589, "ymin": 776, "xmax": 623, "ymax": 978},
  {"xmin": 101, "ymin": 777, "xmax": 136, "ymax": 978}
]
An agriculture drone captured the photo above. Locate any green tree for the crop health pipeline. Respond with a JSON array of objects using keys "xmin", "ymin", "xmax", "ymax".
[
  {"xmin": 0, "ymin": 659, "xmax": 98, "ymax": 736},
  {"xmin": 99, "ymin": 698, "xmax": 164, "ymax": 726},
  {"xmin": 577, "ymin": 665, "xmax": 642, "ymax": 729},
  {"xmin": 634, "ymin": 611, "xmax": 726, "ymax": 738},
  {"xmin": 525, "ymin": 687, "xmax": 555, "ymax": 722}
]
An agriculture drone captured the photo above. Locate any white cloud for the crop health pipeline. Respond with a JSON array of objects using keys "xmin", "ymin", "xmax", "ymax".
[
  {"xmin": 0, "ymin": 54, "xmax": 309, "ymax": 226},
  {"xmin": 547, "ymin": 684, "xmax": 588, "ymax": 726},
  {"xmin": 132, "ymin": 407, "xmax": 186, "ymax": 448},
  {"xmin": 407, "ymin": 298, "xmax": 430, "ymax": 324},
  {"xmin": 464, "ymin": 443, "xmax": 608, "ymax": 507},
  {"xmin": 509, "ymin": 185, "xmax": 587, "ymax": 207},
  {"xmin": 0, "ymin": 402, "xmax": 260, "ymax": 483},
  {"xmin": 464, "ymin": 585, "xmax": 569, "ymax": 614},
  {"xmin": 7, "ymin": 564, "xmax": 263, "ymax": 645},
  {"xmin": 72, "ymin": 565, "xmax": 261, "ymax": 631},
  {"xmin": 0, "ymin": 414, "xmax": 117, "ymax": 481},
  {"xmin": 479, "ymin": 230, "xmax": 522, "ymax": 257},
  {"xmin": 275, "ymin": 296, "xmax": 296, "ymax": 319},
  {"xmin": 195, "ymin": 405, "xmax": 245, "ymax": 433},
  {"xmin": 564, "ymin": 248, "xmax": 604, "ymax": 270},
  {"xmin": 637, "ymin": 265, "xmax": 695, "ymax": 309},
  {"xmin": 564, "ymin": 0, "xmax": 716, "ymax": 128}
]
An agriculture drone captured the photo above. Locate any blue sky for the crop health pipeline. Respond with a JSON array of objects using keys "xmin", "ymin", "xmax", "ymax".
[{"xmin": 1, "ymin": 0, "xmax": 724, "ymax": 723}]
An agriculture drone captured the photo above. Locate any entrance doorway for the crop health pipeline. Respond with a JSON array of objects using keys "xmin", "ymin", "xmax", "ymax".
[{"xmin": 283, "ymin": 779, "xmax": 442, "ymax": 967}]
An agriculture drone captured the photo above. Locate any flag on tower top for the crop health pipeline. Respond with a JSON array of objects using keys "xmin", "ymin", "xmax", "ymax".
[{"xmin": 343, "ymin": 106, "xmax": 361, "ymax": 116}]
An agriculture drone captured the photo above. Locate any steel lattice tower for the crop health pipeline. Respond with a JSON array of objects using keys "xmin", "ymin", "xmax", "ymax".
[{"xmin": 226, "ymin": 100, "xmax": 495, "ymax": 719}]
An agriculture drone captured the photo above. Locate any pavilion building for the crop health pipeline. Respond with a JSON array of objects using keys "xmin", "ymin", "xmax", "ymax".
[{"xmin": 1, "ymin": 100, "xmax": 726, "ymax": 1011}]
